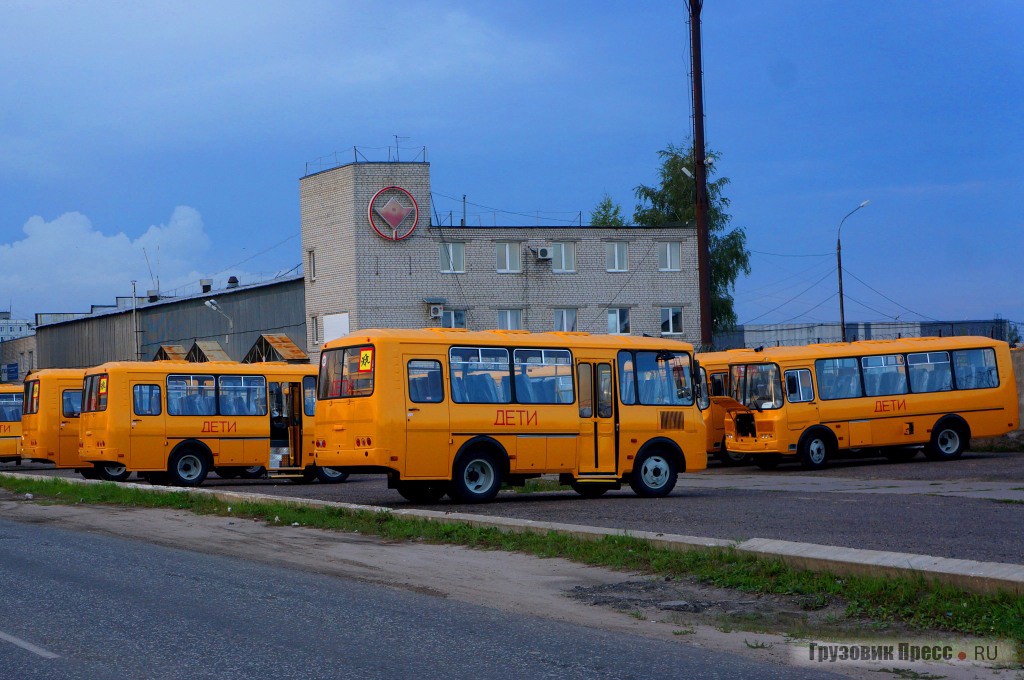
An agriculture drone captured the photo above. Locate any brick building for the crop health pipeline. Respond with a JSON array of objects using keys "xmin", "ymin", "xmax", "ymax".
[{"xmin": 301, "ymin": 160, "xmax": 700, "ymax": 361}]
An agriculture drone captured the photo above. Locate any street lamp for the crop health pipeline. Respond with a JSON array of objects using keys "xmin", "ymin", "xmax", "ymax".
[
  {"xmin": 204, "ymin": 299, "xmax": 233, "ymax": 344},
  {"xmin": 837, "ymin": 200, "xmax": 870, "ymax": 343}
]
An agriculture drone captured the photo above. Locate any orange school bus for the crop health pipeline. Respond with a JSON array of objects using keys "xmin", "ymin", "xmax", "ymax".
[
  {"xmin": 0, "ymin": 383, "xmax": 24, "ymax": 463},
  {"xmin": 79, "ymin": 361, "xmax": 343, "ymax": 486},
  {"xmin": 722, "ymin": 337, "xmax": 1020, "ymax": 470},
  {"xmin": 696, "ymin": 349, "xmax": 757, "ymax": 466},
  {"xmin": 314, "ymin": 328, "xmax": 706, "ymax": 503},
  {"xmin": 18, "ymin": 369, "xmax": 121, "ymax": 479}
]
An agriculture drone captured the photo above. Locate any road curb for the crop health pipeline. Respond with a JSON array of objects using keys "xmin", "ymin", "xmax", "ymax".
[{"xmin": 4, "ymin": 471, "xmax": 1022, "ymax": 596}]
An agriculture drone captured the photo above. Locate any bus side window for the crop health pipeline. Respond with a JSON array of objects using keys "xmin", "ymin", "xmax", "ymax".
[
  {"xmin": 408, "ymin": 360, "xmax": 444, "ymax": 403},
  {"xmin": 133, "ymin": 385, "xmax": 162, "ymax": 416},
  {"xmin": 617, "ymin": 351, "xmax": 636, "ymax": 405},
  {"xmin": 596, "ymin": 364, "xmax": 613, "ymax": 418},
  {"xmin": 577, "ymin": 364, "xmax": 593, "ymax": 417}
]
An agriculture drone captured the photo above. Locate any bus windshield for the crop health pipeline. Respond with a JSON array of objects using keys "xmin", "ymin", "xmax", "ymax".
[{"xmin": 730, "ymin": 363, "xmax": 783, "ymax": 410}]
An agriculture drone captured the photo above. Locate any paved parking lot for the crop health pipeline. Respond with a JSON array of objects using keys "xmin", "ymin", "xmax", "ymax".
[{"xmin": 6, "ymin": 447, "xmax": 1023, "ymax": 565}]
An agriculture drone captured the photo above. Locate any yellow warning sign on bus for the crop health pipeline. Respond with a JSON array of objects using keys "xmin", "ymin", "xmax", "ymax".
[{"xmin": 358, "ymin": 348, "xmax": 373, "ymax": 372}]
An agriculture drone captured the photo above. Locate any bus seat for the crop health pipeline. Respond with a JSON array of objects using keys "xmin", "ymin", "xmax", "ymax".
[
  {"xmin": 499, "ymin": 375, "xmax": 511, "ymax": 402},
  {"xmin": 537, "ymin": 378, "xmax": 556, "ymax": 403},
  {"xmin": 408, "ymin": 377, "xmax": 424, "ymax": 402},
  {"xmin": 426, "ymin": 370, "xmax": 443, "ymax": 401},
  {"xmin": 514, "ymin": 373, "xmax": 535, "ymax": 403},
  {"xmin": 910, "ymin": 368, "xmax": 928, "ymax": 393},
  {"xmin": 451, "ymin": 377, "xmax": 466, "ymax": 402}
]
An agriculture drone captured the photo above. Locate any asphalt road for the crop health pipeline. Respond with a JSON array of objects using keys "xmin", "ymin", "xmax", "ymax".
[
  {"xmin": 5, "ymin": 449, "xmax": 1023, "ymax": 564},
  {"xmin": 0, "ymin": 518, "xmax": 840, "ymax": 680}
]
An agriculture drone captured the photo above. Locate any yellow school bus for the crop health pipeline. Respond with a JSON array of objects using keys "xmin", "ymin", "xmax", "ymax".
[
  {"xmin": 314, "ymin": 328, "xmax": 705, "ymax": 503},
  {"xmin": 0, "ymin": 383, "xmax": 24, "ymax": 463},
  {"xmin": 697, "ymin": 349, "xmax": 756, "ymax": 466},
  {"xmin": 18, "ymin": 369, "xmax": 118, "ymax": 478},
  {"xmin": 721, "ymin": 337, "xmax": 1019, "ymax": 469},
  {"xmin": 79, "ymin": 361, "xmax": 344, "ymax": 486}
]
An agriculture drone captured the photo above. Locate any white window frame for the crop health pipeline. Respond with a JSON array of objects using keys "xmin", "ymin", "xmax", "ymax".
[
  {"xmin": 442, "ymin": 309, "xmax": 467, "ymax": 329},
  {"xmin": 497, "ymin": 309, "xmax": 522, "ymax": 330},
  {"xmin": 440, "ymin": 242, "xmax": 465, "ymax": 273},
  {"xmin": 658, "ymin": 242, "xmax": 681, "ymax": 271},
  {"xmin": 310, "ymin": 315, "xmax": 319, "ymax": 345},
  {"xmin": 553, "ymin": 308, "xmax": 577, "ymax": 332},
  {"xmin": 496, "ymin": 242, "xmax": 522, "ymax": 273},
  {"xmin": 660, "ymin": 307, "xmax": 683, "ymax": 335},
  {"xmin": 605, "ymin": 242, "xmax": 628, "ymax": 272},
  {"xmin": 607, "ymin": 308, "xmax": 630, "ymax": 335},
  {"xmin": 551, "ymin": 242, "xmax": 575, "ymax": 273},
  {"xmin": 307, "ymin": 248, "xmax": 317, "ymax": 280}
]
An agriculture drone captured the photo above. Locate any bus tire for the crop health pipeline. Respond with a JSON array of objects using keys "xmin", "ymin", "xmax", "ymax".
[
  {"xmin": 715, "ymin": 441, "xmax": 749, "ymax": 466},
  {"xmin": 79, "ymin": 467, "xmax": 99, "ymax": 480},
  {"xmin": 924, "ymin": 418, "xmax": 967, "ymax": 461},
  {"xmin": 569, "ymin": 481, "xmax": 614, "ymax": 498},
  {"xmin": 395, "ymin": 481, "xmax": 447, "ymax": 504},
  {"xmin": 315, "ymin": 466, "xmax": 349, "ymax": 484},
  {"xmin": 797, "ymin": 428, "xmax": 834, "ymax": 470},
  {"xmin": 239, "ymin": 466, "xmax": 266, "ymax": 479},
  {"xmin": 95, "ymin": 463, "xmax": 131, "ymax": 482},
  {"xmin": 628, "ymin": 449, "xmax": 678, "ymax": 498},
  {"xmin": 215, "ymin": 467, "xmax": 241, "ymax": 479},
  {"xmin": 167, "ymin": 447, "xmax": 209, "ymax": 487},
  {"xmin": 752, "ymin": 455, "xmax": 781, "ymax": 470},
  {"xmin": 449, "ymin": 449, "xmax": 503, "ymax": 503}
]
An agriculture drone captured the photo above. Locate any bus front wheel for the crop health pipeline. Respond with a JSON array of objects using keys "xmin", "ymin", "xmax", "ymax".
[
  {"xmin": 798, "ymin": 430, "xmax": 833, "ymax": 471},
  {"xmin": 167, "ymin": 448, "xmax": 209, "ymax": 487},
  {"xmin": 449, "ymin": 451, "xmax": 503, "ymax": 503},
  {"xmin": 924, "ymin": 421, "xmax": 966, "ymax": 461},
  {"xmin": 628, "ymin": 450, "xmax": 678, "ymax": 498},
  {"xmin": 395, "ymin": 481, "xmax": 447, "ymax": 504}
]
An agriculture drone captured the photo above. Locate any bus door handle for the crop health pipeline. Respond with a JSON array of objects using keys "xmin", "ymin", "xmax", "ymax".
[
  {"xmin": 60, "ymin": 421, "xmax": 67, "ymax": 429},
  {"xmin": 131, "ymin": 419, "xmax": 141, "ymax": 428},
  {"xmin": 408, "ymin": 407, "xmax": 420, "ymax": 412}
]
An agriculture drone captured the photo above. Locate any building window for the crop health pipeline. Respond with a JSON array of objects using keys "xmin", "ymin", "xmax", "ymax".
[
  {"xmin": 495, "ymin": 242, "xmax": 521, "ymax": 273},
  {"xmin": 607, "ymin": 308, "xmax": 630, "ymax": 334},
  {"xmin": 442, "ymin": 309, "xmax": 467, "ymax": 329},
  {"xmin": 605, "ymin": 242, "xmax": 628, "ymax": 272},
  {"xmin": 661, "ymin": 307, "xmax": 683, "ymax": 334},
  {"xmin": 497, "ymin": 309, "xmax": 522, "ymax": 330},
  {"xmin": 553, "ymin": 308, "xmax": 577, "ymax": 332},
  {"xmin": 658, "ymin": 242, "xmax": 681, "ymax": 271},
  {"xmin": 551, "ymin": 242, "xmax": 575, "ymax": 273},
  {"xmin": 440, "ymin": 242, "xmax": 465, "ymax": 273},
  {"xmin": 307, "ymin": 249, "xmax": 316, "ymax": 280},
  {"xmin": 310, "ymin": 315, "xmax": 319, "ymax": 345}
]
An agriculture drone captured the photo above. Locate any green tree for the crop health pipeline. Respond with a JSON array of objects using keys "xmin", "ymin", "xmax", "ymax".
[
  {"xmin": 589, "ymin": 193, "xmax": 626, "ymax": 226},
  {"xmin": 633, "ymin": 142, "xmax": 751, "ymax": 332}
]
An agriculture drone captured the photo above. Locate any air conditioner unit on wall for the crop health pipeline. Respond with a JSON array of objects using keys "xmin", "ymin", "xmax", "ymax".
[
  {"xmin": 536, "ymin": 246, "xmax": 553, "ymax": 260},
  {"xmin": 429, "ymin": 304, "xmax": 444, "ymax": 319}
]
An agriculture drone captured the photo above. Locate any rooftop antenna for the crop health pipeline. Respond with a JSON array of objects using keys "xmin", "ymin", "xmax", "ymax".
[
  {"xmin": 393, "ymin": 134, "xmax": 409, "ymax": 161},
  {"xmin": 142, "ymin": 248, "xmax": 158, "ymax": 291}
]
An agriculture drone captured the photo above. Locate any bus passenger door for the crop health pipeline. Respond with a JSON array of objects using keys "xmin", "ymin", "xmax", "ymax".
[
  {"xmin": 577, "ymin": 362, "xmax": 617, "ymax": 474},
  {"xmin": 286, "ymin": 382, "xmax": 303, "ymax": 467},
  {"xmin": 58, "ymin": 388, "xmax": 82, "ymax": 467},
  {"xmin": 129, "ymin": 381, "xmax": 166, "ymax": 469},
  {"xmin": 404, "ymin": 357, "xmax": 450, "ymax": 478}
]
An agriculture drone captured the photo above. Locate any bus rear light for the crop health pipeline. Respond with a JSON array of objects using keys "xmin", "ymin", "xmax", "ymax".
[{"xmin": 366, "ymin": 437, "xmax": 372, "ymax": 446}]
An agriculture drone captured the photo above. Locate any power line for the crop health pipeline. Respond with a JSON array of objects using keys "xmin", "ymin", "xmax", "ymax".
[
  {"xmin": 841, "ymin": 267, "xmax": 938, "ymax": 321},
  {"xmin": 749, "ymin": 249, "xmax": 831, "ymax": 258},
  {"xmin": 740, "ymin": 266, "xmax": 837, "ymax": 325},
  {"xmin": 432, "ymin": 190, "xmax": 582, "ymax": 225}
]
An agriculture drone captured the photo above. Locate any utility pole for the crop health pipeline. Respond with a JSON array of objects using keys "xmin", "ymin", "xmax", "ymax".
[{"xmin": 686, "ymin": 0, "xmax": 713, "ymax": 349}]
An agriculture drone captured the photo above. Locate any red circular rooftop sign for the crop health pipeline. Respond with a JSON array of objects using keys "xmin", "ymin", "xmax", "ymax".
[{"xmin": 368, "ymin": 186, "xmax": 419, "ymax": 241}]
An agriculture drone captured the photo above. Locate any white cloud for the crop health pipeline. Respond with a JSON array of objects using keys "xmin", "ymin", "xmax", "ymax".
[{"xmin": 0, "ymin": 206, "xmax": 217, "ymax": 315}]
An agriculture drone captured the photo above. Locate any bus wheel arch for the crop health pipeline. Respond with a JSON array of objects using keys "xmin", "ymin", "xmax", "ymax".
[
  {"xmin": 449, "ymin": 437, "xmax": 508, "ymax": 503},
  {"xmin": 924, "ymin": 416, "xmax": 969, "ymax": 461},
  {"xmin": 629, "ymin": 438, "xmax": 681, "ymax": 498},
  {"xmin": 167, "ymin": 440, "xmax": 212, "ymax": 487},
  {"xmin": 797, "ymin": 427, "xmax": 836, "ymax": 470}
]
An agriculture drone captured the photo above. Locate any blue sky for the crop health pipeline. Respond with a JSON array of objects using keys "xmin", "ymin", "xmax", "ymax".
[{"xmin": 1, "ymin": 1, "xmax": 1021, "ymax": 330}]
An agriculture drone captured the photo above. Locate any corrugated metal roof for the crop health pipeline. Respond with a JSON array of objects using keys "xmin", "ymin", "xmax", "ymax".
[
  {"xmin": 154, "ymin": 344, "xmax": 188, "ymax": 361},
  {"xmin": 242, "ymin": 334, "xmax": 308, "ymax": 363},
  {"xmin": 187, "ymin": 340, "xmax": 231, "ymax": 362}
]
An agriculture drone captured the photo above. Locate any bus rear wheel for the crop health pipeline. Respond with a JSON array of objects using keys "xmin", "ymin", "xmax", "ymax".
[
  {"xmin": 715, "ymin": 443, "xmax": 749, "ymax": 466},
  {"xmin": 395, "ymin": 481, "xmax": 447, "ymax": 504},
  {"xmin": 315, "ymin": 466, "xmax": 349, "ymax": 484},
  {"xmin": 95, "ymin": 463, "xmax": 131, "ymax": 482},
  {"xmin": 628, "ymin": 450, "xmax": 678, "ymax": 498},
  {"xmin": 924, "ymin": 421, "xmax": 966, "ymax": 461},
  {"xmin": 167, "ymin": 448, "xmax": 209, "ymax": 487},
  {"xmin": 449, "ymin": 451, "xmax": 503, "ymax": 503}
]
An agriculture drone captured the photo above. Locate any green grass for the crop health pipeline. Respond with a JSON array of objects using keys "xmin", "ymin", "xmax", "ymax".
[{"xmin": 3, "ymin": 475, "xmax": 1024, "ymax": 647}]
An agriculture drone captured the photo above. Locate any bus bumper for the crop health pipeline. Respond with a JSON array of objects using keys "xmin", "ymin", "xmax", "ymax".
[{"xmin": 80, "ymin": 447, "xmax": 120, "ymax": 464}]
